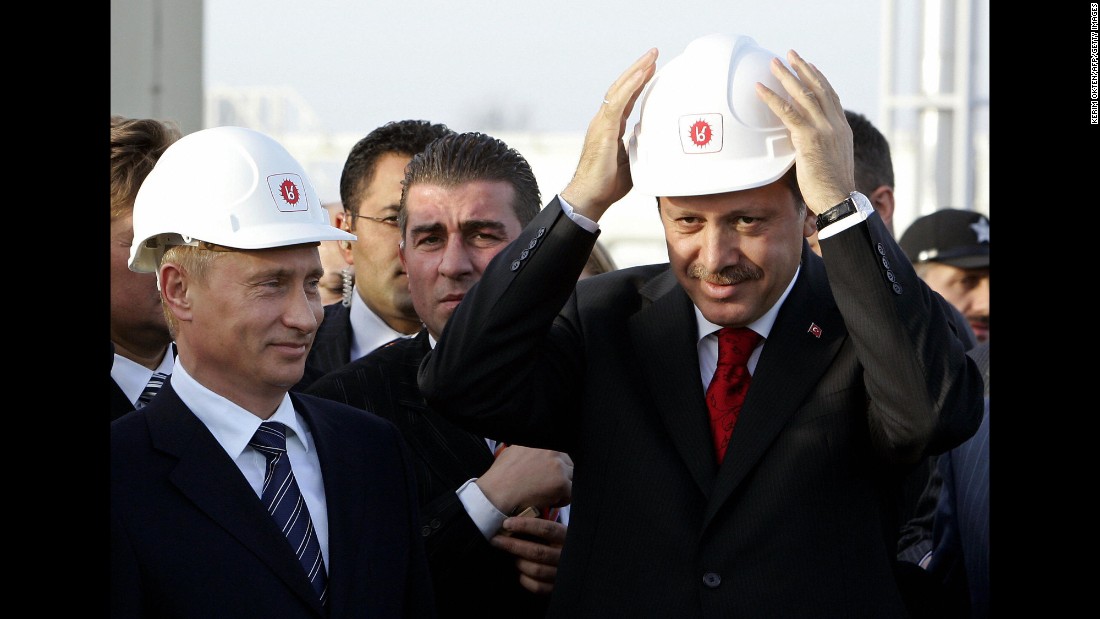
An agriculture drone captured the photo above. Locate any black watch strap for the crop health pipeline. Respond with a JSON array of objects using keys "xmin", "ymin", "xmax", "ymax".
[{"xmin": 816, "ymin": 195, "xmax": 859, "ymax": 230}]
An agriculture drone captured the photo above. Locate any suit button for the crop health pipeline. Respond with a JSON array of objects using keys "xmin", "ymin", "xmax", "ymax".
[
  {"xmin": 892, "ymin": 282, "xmax": 903, "ymax": 295},
  {"xmin": 885, "ymin": 270, "xmax": 896, "ymax": 282},
  {"xmin": 420, "ymin": 525, "xmax": 432, "ymax": 537},
  {"xmin": 536, "ymin": 227, "xmax": 546, "ymax": 238},
  {"xmin": 877, "ymin": 242, "xmax": 886, "ymax": 256},
  {"xmin": 520, "ymin": 249, "xmax": 530, "ymax": 259},
  {"xmin": 702, "ymin": 572, "xmax": 721, "ymax": 588},
  {"xmin": 430, "ymin": 519, "xmax": 441, "ymax": 530},
  {"xmin": 511, "ymin": 260, "xmax": 521, "ymax": 271},
  {"xmin": 881, "ymin": 256, "xmax": 891, "ymax": 269},
  {"xmin": 528, "ymin": 238, "xmax": 538, "ymax": 250}
]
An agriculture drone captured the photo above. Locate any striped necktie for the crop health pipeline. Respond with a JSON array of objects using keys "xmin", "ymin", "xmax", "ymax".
[
  {"xmin": 249, "ymin": 422, "xmax": 329, "ymax": 605},
  {"xmin": 135, "ymin": 372, "xmax": 169, "ymax": 409}
]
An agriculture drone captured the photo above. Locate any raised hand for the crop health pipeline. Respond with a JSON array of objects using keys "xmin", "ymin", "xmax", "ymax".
[
  {"xmin": 561, "ymin": 48, "xmax": 658, "ymax": 222},
  {"xmin": 754, "ymin": 49, "xmax": 855, "ymax": 214}
]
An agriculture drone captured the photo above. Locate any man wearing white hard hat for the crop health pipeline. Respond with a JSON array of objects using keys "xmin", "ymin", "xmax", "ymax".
[
  {"xmin": 419, "ymin": 34, "xmax": 983, "ymax": 617},
  {"xmin": 111, "ymin": 126, "xmax": 435, "ymax": 618}
]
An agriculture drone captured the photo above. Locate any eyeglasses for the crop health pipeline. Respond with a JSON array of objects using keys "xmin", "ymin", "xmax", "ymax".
[{"xmin": 355, "ymin": 213, "xmax": 399, "ymax": 228}]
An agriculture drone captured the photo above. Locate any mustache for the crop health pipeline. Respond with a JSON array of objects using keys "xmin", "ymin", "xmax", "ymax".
[{"xmin": 688, "ymin": 263, "xmax": 763, "ymax": 285}]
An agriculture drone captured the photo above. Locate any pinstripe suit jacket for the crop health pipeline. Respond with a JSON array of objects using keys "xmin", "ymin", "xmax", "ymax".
[
  {"xmin": 294, "ymin": 302, "xmax": 354, "ymax": 393},
  {"xmin": 928, "ymin": 341, "xmax": 990, "ymax": 618},
  {"xmin": 419, "ymin": 198, "xmax": 985, "ymax": 618},
  {"xmin": 111, "ymin": 381, "xmax": 436, "ymax": 618},
  {"xmin": 304, "ymin": 330, "xmax": 551, "ymax": 617}
]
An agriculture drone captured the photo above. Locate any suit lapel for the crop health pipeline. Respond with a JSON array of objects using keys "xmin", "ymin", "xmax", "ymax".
[
  {"xmin": 147, "ymin": 387, "xmax": 324, "ymax": 615},
  {"xmin": 630, "ymin": 270, "xmax": 718, "ymax": 496},
  {"xmin": 704, "ymin": 248, "xmax": 847, "ymax": 525},
  {"xmin": 328, "ymin": 304, "xmax": 353, "ymax": 369}
]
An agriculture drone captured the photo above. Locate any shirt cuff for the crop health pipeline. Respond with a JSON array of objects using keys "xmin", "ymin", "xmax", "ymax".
[
  {"xmin": 456, "ymin": 478, "xmax": 507, "ymax": 540},
  {"xmin": 918, "ymin": 550, "xmax": 933, "ymax": 570},
  {"xmin": 816, "ymin": 191, "xmax": 874, "ymax": 240},
  {"xmin": 556, "ymin": 195, "xmax": 600, "ymax": 233}
]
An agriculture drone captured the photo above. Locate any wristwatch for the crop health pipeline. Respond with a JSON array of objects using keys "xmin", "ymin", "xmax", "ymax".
[{"xmin": 816, "ymin": 192, "xmax": 868, "ymax": 230}]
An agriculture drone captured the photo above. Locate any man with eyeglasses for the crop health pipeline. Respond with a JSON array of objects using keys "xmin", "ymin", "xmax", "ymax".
[{"xmin": 294, "ymin": 120, "xmax": 455, "ymax": 392}]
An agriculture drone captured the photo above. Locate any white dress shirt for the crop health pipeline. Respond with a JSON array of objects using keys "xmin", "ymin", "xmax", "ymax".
[
  {"xmin": 111, "ymin": 344, "xmax": 176, "ymax": 407},
  {"xmin": 171, "ymin": 362, "xmax": 330, "ymax": 565},
  {"xmin": 348, "ymin": 288, "xmax": 416, "ymax": 361}
]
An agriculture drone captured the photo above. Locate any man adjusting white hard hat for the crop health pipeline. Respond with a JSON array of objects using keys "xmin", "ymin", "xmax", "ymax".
[
  {"xmin": 627, "ymin": 33, "xmax": 795, "ymax": 197},
  {"xmin": 129, "ymin": 126, "xmax": 356, "ymax": 273}
]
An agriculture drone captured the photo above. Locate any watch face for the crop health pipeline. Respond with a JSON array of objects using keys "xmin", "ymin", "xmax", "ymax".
[{"xmin": 849, "ymin": 192, "xmax": 872, "ymax": 214}]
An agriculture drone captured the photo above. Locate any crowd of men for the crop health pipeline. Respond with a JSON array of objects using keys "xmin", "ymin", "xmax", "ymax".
[{"xmin": 111, "ymin": 32, "xmax": 989, "ymax": 619}]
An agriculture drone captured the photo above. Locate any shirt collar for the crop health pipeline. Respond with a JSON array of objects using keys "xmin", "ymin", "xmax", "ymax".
[
  {"xmin": 348, "ymin": 288, "xmax": 414, "ymax": 359},
  {"xmin": 171, "ymin": 361, "xmax": 312, "ymax": 459},
  {"xmin": 111, "ymin": 344, "xmax": 177, "ymax": 404}
]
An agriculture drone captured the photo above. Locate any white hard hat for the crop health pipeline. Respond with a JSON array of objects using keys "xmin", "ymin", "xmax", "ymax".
[
  {"xmin": 627, "ymin": 33, "xmax": 795, "ymax": 197},
  {"xmin": 129, "ymin": 126, "xmax": 356, "ymax": 272}
]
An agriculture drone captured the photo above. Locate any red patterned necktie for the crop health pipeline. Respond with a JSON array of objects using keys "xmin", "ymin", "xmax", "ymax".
[{"xmin": 706, "ymin": 327, "xmax": 761, "ymax": 465}]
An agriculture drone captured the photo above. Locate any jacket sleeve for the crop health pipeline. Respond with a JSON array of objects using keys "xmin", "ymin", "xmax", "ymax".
[
  {"xmin": 418, "ymin": 198, "xmax": 597, "ymax": 451},
  {"xmin": 819, "ymin": 213, "xmax": 984, "ymax": 463}
]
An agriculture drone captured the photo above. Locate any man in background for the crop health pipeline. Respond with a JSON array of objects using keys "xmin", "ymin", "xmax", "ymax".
[
  {"xmin": 899, "ymin": 209, "xmax": 990, "ymax": 343},
  {"xmin": 110, "ymin": 114, "xmax": 181, "ymax": 420},
  {"xmin": 318, "ymin": 200, "xmax": 350, "ymax": 305},
  {"xmin": 294, "ymin": 120, "xmax": 454, "ymax": 391},
  {"xmin": 306, "ymin": 132, "xmax": 571, "ymax": 616}
]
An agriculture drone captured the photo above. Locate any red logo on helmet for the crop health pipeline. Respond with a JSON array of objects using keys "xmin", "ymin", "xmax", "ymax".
[
  {"xmin": 278, "ymin": 179, "xmax": 301, "ymax": 205},
  {"xmin": 688, "ymin": 119, "xmax": 713, "ymax": 148}
]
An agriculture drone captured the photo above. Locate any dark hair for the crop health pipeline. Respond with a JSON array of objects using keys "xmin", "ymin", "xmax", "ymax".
[
  {"xmin": 779, "ymin": 165, "xmax": 805, "ymax": 212},
  {"xmin": 654, "ymin": 165, "xmax": 804, "ymax": 212},
  {"xmin": 399, "ymin": 132, "xmax": 541, "ymax": 234},
  {"xmin": 339, "ymin": 120, "xmax": 454, "ymax": 224},
  {"xmin": 845, "ymin": 109, "xmax": 894, "ymax": 194}
]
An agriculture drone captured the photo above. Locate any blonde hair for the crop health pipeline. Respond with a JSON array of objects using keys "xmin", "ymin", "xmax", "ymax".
[{"xmin": 157, "ymin": 245, "xmax": 221, "ymax": 336}]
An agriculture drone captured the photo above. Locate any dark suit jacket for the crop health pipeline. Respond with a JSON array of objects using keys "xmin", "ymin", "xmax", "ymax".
[
  {"xmin": 110, "ymin": 377, "xmax": 135, "ymax": 422},
  {"xmin": 927, "ymin": 341, "xmax": 991, "ymax": 618},
  {"xmin": 305, "ymin": 330, "xmax": 550, "ymax": 617},
  {"xmin": 111, "ymin": 381, "xmax": 436, "ymax": 618},
  {"xmin": 419, "ymin": 199, "xmax": 985, "ymax": 618},
  {"xmin": 294, "ymin": 302, "xmax": 354, "ymax": 393}
]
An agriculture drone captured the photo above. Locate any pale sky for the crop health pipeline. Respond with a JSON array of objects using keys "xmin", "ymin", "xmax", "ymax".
[
  {"xmin": 202, "ymin": 0, "xmax": 989, "ymax": 267},
  {"xmin": 204, "ymin": 0, "xmax": 888, "ymax": 136}
]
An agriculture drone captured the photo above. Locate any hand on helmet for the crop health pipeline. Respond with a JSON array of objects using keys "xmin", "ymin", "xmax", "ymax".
[
  {"xmin": 755, "ymin": 49, "xmax": 855, "ymax": 215},
  {"xmin": 561, "ymin": 48, "xmax": 658, "ymax": 222}
]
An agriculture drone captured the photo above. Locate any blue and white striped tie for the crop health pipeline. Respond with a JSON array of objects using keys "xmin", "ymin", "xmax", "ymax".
[
  {"xmin": 249, "ymin": 422, "xmax": 328, "ymax": 605},
  {"xmin": 135, "ymin": 372, "xmax": 169, "ymax": 409}
]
